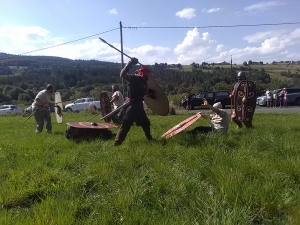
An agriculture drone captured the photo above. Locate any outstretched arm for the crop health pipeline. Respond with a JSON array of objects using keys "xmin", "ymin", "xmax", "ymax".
[
  {"xmin": 202, "ymin": 98, "xmax": 221, "ymax": 115},
  {"xmin": 198, "ymin": 112, "xmax": 212, "ymax": 120}
]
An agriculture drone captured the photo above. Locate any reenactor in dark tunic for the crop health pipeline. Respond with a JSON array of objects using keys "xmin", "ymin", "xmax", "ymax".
[{"xmin": 114, "ymin": 58, "xmax": 153, "ymax": 146}]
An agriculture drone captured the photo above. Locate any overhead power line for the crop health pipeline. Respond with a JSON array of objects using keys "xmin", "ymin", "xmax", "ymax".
[
  {"xmin": 0, "ymin": 27, "xmax": 119, "ymax": 59},
  {"xmin": 1, "ymin": 21, "xmax": 299, "ymax": 61},
  {"xmin": 123, "ymin": 22, "xmax": 300, "ymax": 29}
]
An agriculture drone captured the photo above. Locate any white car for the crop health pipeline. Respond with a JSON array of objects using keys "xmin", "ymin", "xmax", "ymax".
[
  {"xmin": 65, "ymin": 98, "xmax": 100, "ymax": 112},
  {"xmin": 256, "ymin": 96, "xmax": 267, "ymax": 106},
  {"xmin": 256, "ymin": 89, "xmax": 282, "ymax": 106},
  {"xmin": 0, "ymin": 105, "xmax": 22, "ymax": 115}
]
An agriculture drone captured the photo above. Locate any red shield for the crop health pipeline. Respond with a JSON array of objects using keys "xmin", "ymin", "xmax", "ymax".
[{"xmin": 234, "ymin": 80, "xmax": 257, "ymax": 122}]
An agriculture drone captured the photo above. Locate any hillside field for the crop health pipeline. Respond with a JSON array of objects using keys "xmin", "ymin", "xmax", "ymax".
[{"xmin": 0, "ymin": 111, "xmax": 299, "ymax": 224}]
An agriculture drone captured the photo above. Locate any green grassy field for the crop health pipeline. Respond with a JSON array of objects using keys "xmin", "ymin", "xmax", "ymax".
[{"xmin": 0, "ymin": 112, "xmax": 300, "ymax": 224}]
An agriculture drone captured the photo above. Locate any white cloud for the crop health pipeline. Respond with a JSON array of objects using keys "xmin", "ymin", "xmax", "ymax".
[
  {"xmin": 173, "ymin": 28, "xmax": 215, "ymax": 64},
  {"xmin": 109, "ymin": 8, "xmax": 117, "ymax": 14},
  {"xmin": 127, "ymin": 45, "xmax": 171, "ymax": 64},
  {"xmin": 175, "ymin": 8, "xmax": 196, "ymax": 19},
  {"xmin": 243, "ymin": 31, "xmax": 279, "ymax": 43},
  {"xmin": 1, "ymin": 25, "xmax": 300, "ymax": 65},
  {"xmin": 216, "ymin": 44, "xmax": 225, "ymax": 52},
  {"xmin": 209, "ymin": 28, "xmax": 300, "ymax": 63},
  {"xmin": 0, "ymin": 25, "xmax": 49, "ymax": 53},
  {"xmin": 244, "ymin": 1, "xmax": 286, "ymax": 12},
  {"xmin": 202, "ymin": 7, "xmax": 222, "ymax": 13}
]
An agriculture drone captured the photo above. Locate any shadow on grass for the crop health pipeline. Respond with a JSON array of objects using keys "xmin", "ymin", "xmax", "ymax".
[{"xmin": 2, "ymin": 190, "xmax": 46, "ymax": 209}]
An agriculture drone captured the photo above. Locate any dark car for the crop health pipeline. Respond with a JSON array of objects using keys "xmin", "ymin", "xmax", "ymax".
[{"xmin": 181, "ymin": 90, "xmax": 231, "ymax": 109}]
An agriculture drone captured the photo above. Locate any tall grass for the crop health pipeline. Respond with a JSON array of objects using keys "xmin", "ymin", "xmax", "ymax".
[{"xmin": 0, "ymin": 112, "xmax": 299, "ymax": 224}]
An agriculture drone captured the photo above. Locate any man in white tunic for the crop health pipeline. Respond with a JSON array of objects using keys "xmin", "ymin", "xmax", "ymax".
[
  {"xmin": 110, "ymin": 85, "xmax": 125, "ymax": 125},
  {"xmin": 188, "ymin": 99, "xmax": 229, "ymax": 135},
  {"xmin": 110, "ymin": 85, "xmax": 124, "ymax": 110},
  {"xmin": 31, "ymin": 84, "xmax": 56, "ymax": 133}
]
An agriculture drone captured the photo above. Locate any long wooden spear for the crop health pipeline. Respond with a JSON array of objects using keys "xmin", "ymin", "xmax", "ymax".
[
  {"xmin": 230, "ymin": 55, "xmax": 233, "ymax": 121},
  {"xmin": 86, "ymin": 101, "xmax": 130, "ymax": 122},
  {"xmin": 99, "ymin": 37, "xmax": 190, "ymax": 93}
]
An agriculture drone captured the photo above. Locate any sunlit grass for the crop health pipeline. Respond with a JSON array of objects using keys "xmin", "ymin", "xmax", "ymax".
[{"xmin": 0, "ymin": 112, "xmax": 299, "ymax": 224}]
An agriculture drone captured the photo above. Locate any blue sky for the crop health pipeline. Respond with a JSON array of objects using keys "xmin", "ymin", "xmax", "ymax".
[{"xmin": 1, "ymin": 0, "xmax": 300, "ymax": 64}]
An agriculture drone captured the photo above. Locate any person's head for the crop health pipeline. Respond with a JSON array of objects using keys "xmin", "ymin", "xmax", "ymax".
[
  {"xmin": 136, "ymin": 65, "xmax": 151, "ymax": 80},
  {"xmin": 112, "ymin": 85, "xmax": 119, "ymax": 92},
  {"xmin": 213, "ymin": 102, "xmax": 223, "ymax": 109},
  {"xmin": 46, "ymin": 84, "xmax": 54, "ymax": 94},
  {"xmin": 237, "ymin": 71, "xmax": 246, "ymax": 81}
]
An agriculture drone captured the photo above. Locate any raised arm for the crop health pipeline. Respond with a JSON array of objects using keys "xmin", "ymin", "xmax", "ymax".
[
  {"xmin": 202, "ymin": 98, "xmax": 221, "ymax": 115},
  {"xmin": 120, "ymin": 57, "xmax": 139, "ymax": 82}
]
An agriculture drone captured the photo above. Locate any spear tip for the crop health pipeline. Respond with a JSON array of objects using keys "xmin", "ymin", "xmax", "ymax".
[{"xmin": 99, "ymin": 37, "xmax": 107, "ymax": 43}]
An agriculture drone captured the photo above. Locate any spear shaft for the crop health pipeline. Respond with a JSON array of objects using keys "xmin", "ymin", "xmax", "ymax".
[{"xmin": 99, "ymin": 37, "xmax": 190, "ymax": 93}]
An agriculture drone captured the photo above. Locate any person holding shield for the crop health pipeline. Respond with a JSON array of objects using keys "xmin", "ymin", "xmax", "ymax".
[
  {"xmin": 31, "ymin": 84, "xmax": 57, "ymax": 133},
  {"xmin": 114, "ymin": 58, "xmax": 153, "ymax": 146}
]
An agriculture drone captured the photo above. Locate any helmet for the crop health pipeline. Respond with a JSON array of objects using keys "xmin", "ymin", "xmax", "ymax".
[{"xmin": 237, "ymin": 71, "xmax": 246, "ymax": 80}]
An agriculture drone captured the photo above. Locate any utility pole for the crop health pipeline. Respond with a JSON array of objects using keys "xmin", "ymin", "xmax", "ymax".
[{"xmin": 120, "ymin": 21, "xmax": 125, "ymax": 96}]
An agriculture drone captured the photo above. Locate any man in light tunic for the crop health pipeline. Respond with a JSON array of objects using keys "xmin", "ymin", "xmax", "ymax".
[
  {"xmin": 188, "ymin": 99, "xmax": 229, "ymax": 135},
  {"xmin": 110, "ymin": 85, "xmax": 125, "ymax": 125},
  {"xmin": 110, "ymin": 85, "xmax": 124, "ymax": 110},
  {"xmin": 31, "ymin": 84, "xmax": 56, "ymax": 133}
]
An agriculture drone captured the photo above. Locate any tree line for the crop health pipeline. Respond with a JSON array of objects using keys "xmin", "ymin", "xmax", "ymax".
[{"xmin": 0, "ymin": 53, "xmax": 296, "ymax": 104}]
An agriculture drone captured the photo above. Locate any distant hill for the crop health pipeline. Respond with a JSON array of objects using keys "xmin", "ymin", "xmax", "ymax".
[{"xmin": 0, "ymin": 52, "xmax": 299, "ymax": 105}]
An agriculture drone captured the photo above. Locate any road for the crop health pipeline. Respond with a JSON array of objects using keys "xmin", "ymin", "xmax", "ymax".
[{"xmin": 176, "ymin": 106, "xmax": 300, "ymax": 114}]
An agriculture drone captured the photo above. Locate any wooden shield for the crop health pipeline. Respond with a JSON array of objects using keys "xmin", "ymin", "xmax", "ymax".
[
  {"xmin": 100, "ymin": 92, "xmax": 112, "ymax": 122},
  {"xmin": 161, "ymin": 114, "xmax": 201, "ymax": 139},
  {"xmin": 66, "ymin": 122, "xmax": 117, "ymax": 141},
  {"xmin": 144, "ymin": 76, "xmax": 169, "ymax": 116},
  {"xmin": 234, "ymin": 80, "xmax": 257, "ymax": 122},
  {"xmin": 55, "ymin": 92, "xmax": 63, "ymax": 124},
  {"xmin": 67, "ymin": 122, "xmax": 117, "ymax": 129}
]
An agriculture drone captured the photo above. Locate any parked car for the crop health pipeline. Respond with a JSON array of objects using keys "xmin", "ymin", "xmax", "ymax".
[
  {"xmin": 24, "ymin": 105, "xmax": 55, "ymax": 113},
  {"xmin": 65, "ymin": 98, "xmax": 100, "ymax": 112},
  {"xmin": 0, "ymin": 105, "xmax": 22, "ymax": 116},
  {"xmin": 181, "ymin": 90, "xmax": 231, "ymax": 109},
  {"xmin": 256, "ymin": 89, "xmax": 281, "ymax": 106},
  {"xmin": 278, "ymin": 88, "xmax": 300, "ymax": 105},
  {"xmin": 256, "ymin": 88, "xmax": 300, "ymax": 106}
]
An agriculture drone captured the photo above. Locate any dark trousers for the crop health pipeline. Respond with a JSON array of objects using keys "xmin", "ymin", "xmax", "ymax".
[
  {"xmin": 188, "ymin": 126, "xmax": 213, "ymax": 135},
  {"xmin": 232, "ymin": 115, "xmax": 252, "ymax": 128},
  {"xmin": 34, "ymin": 109, "xmax": 52, "ymax": 133},
  {"xmin": 111, "ymin": 106, "xmax": 122, "ymax": 125},
  {"xmin": 114, "ymin": 103, "xmax": 152, "ymax": 145}
]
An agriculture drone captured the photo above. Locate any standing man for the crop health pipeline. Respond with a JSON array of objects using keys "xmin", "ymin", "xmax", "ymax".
[
  {"xmin": 265, "ymin": 88, "xmax": 273, "ymax": 108},
  {"xmin": 273, "ymin": 90, "xmax": 278, "ymax": 108},
  {"xmin": 188, "ymin": 99, "xmax": 229, "ymax": 135},
  {"xmin": 229, "ymin": 71, "xmax": 255, "ymax": 129},
  {"xmin": 114, "ymin": 58, "xmax": 153, "ymax": 146},
  {"xmin": 31, "ymin": 84, "xmax": 56, "ymax": 133},
  {"xmin": 110, "ymin": 85, "xmax": 124, "ymax": 110},
  {"xmin": 110, "ymin": 84, "xmax": 125, "ymax": 125}
]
